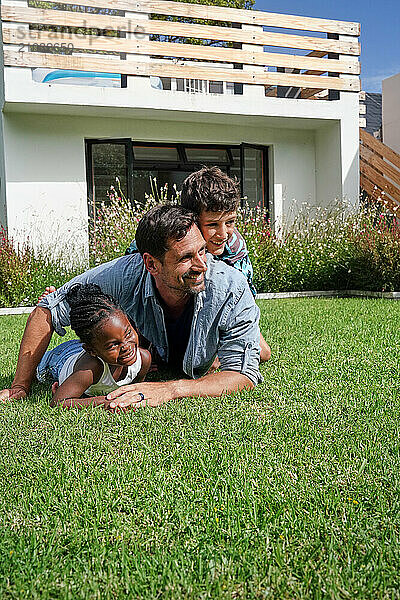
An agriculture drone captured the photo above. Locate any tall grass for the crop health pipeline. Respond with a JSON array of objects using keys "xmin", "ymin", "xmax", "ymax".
[
  {"xmin": 1, "ymin": 188, "xmax": 400, "ymax": 307},
  {"xmin": 0, "ymin": 227, "xmax": 85, "ymax": 308},
  {"xmin": 91, "ymin": 191, "xmax": 400, "ymax": 292},
  {"xmin": 89, "ymin": 180, "xmax": 177, "ymax": 267},
  {"xmin": 238, "ymin": 200, "xmax": 400, "ymax": 292}
]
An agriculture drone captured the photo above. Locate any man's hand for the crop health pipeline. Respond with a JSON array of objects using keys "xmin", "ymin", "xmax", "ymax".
[
  {"xmin": 0, "ymin": 385, "xmax": 28, "ymax": 402},
  {"xmin": 0, "ymin": 306, "xmax": 54, "ymax": 403},
  {"xmin": 105, "ymin": 370, "xmax": 253, "ymax": 412},
  {"xmin": 106, "ymin": 382, "xmax": 176, "ymax": 410}
]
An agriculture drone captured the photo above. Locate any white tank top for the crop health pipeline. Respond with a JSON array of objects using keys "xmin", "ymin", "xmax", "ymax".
[{"xmin": 58, "ymin": 349, "xmax": 142, "ymax": 396}]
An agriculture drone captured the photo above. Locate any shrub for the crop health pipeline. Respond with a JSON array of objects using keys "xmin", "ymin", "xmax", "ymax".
[
  {"xmin": 0, "ymin": 227, "xmax": 84, "ymax": 308},
  {"xmin": 1, "ymin": 183, "xmax": 400, "ymax": 308},
  {"xmin": 89, "ymin": 187, "xmax": 400, "ymax": 293},
  {"xmin": 0, "ymin": 228, "xmax": 31, "ymax": 307},
  {"xmin": 242, "ymin": 201, "xmax": 400, "ymax": 293}
]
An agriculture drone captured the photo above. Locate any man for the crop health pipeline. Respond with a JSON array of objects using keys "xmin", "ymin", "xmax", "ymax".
[{"xmin": 0, "ymin": 205, "xmax": 262, "ymax": 410}]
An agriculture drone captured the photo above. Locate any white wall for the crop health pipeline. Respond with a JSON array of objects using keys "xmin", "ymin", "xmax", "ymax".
[
  {"xmin": 383, "ymin": 72, "xmax": 400, "ymax": 154},
  {"xmin": 0, "ymin": 18, "xmax": 7, "ymax": 229},
  {"xmin": 3, "ymin": 110, "xmax": 346, "ymax": 255},
  {"xmin": 3, "ymin": 113, "xmax": 88, "ymax": 258},
  {"xmin": 315, "ymin": 122, "xmax": 342, "ymax": 209}
]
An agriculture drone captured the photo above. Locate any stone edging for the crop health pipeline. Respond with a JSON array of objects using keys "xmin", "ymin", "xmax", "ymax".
[
  {"xmin": 256, "ymin": 290, "xmax": 400, "ymax": 300},
  {"xmin": 0, "ymin": 306, "xmax": 36, "ymax": 316},
  {"xmin": 1, "ymin": 290, "xmax": 399, "ymax": 317}
]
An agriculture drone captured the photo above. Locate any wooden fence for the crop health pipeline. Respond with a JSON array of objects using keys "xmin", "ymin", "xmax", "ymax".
[
  {"xmin": 1, "ymin": 0, "xmax": 361, "ymax": 97},
  {"xmin": 360, "ymin": 129, "xmax": 400, "ymax": 212}
]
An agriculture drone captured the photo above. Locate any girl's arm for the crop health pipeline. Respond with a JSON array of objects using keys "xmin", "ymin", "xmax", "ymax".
[
  {"xmin": 50, "ymin": 355, "xmax": 108, "ymax": 409},
  {"xmin": 54, "ymin": 394, "xmax": 109, "ymax": 409}
]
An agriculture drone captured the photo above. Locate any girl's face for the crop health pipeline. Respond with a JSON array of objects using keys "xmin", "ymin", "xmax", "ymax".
[
  {"xmin": 198, "ymin": 210, "xmax": 237, "ymax": 256},
  {"xmin": 86, "ymin": 311, "xmax": 139, "ymax": 367}
]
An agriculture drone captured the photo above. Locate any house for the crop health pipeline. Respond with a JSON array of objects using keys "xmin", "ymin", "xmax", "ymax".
[
  {"xmin": 0, "ymin": 0, "xmax": 361, "ymax": 256},
  {"xmin": 359, "ymin": 91, "xmax": 382, "ymax": 139},
  {"xmin": 383, "ymin": 72, "xmax": 400, "ymax": 154}
]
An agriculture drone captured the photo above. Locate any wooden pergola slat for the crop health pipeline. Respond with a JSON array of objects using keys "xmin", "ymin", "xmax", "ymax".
[
  {"xmin": 3, "ymin": 48, "xmax": 361, "ymax": 91},
  {"xmin": 1, "ymin": 6, "xmax": 361, "ymax": 55},
  {"xmin": 2, "ymin": 27, "xmax": 360, "ymax": 75}
]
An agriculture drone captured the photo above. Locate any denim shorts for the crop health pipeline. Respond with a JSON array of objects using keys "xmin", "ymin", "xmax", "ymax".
[{"xmin": 36, "ymin": 339, "xmax": 83, "ymax": 382}]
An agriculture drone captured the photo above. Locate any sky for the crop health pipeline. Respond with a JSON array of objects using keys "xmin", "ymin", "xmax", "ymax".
[{"xmin": 254, "ymin": 0, "xmax": 400, "ymax": 93}]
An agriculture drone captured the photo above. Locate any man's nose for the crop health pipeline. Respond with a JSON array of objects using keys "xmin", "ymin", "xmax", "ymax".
[{"xmin": 193, "ymin": 252, "xmax": 207, "ymax": 271}]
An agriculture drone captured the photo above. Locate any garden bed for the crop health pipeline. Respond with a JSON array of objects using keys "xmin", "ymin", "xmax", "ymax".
[
  {"xmin": 1, "ymin": 298, "xmax": 399, "ymax": 599},
  {"xmin": 2, "ymin": 198, "xmax": 400, "ymax": 307}
]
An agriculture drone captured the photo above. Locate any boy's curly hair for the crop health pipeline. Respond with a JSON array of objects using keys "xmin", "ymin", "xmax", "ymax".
[{"xmin": 180, "ymin": 166, "xmax": 240, "ymax": 215}]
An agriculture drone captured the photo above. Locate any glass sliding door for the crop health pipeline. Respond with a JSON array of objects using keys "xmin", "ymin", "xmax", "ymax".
[
  {"xmin": 86, "ymin": 140, "xmax": 270, "ymax": 222},
  {"xmin": 86, "ymin": 139, "xmax": 131, "ymax": 221},
  {"xmin": 131, "ymin": 143, "xmax": 235, "ymax": 205},
  {"xmin": 240, "ymin": 144, "xmax": 269, "ymax": 211}
]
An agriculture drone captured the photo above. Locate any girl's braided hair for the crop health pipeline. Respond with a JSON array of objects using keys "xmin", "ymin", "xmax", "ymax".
[{"xmin": 65, "ymin": 283, "xmax": 122, "ymax": 345}]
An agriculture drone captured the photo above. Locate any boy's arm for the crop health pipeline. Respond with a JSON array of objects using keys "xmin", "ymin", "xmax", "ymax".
[{"xmin": 226, "ymin": 229, "xmax": 257, "ymax": 297}]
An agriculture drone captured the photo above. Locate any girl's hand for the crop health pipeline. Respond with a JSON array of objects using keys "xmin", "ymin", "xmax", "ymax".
[
  {"xmin": 37, "ymin": 286, "xmax": 56, "ymax": 304},
  {"xmin": 57, "ymin": 396, "xmax": 111, "ymax": 409}
]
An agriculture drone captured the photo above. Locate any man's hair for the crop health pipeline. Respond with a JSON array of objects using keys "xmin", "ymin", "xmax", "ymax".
[
  {"xmin": 180, "ymin": 166, "xmax": 240, "ymax": 215},
  {"xmin": 135, "ymin": 204, "xmax": 197, "ymax": 261},
  {"xmin": 66, "ymin": 283, "xmax": 122, "ymax": 345}
]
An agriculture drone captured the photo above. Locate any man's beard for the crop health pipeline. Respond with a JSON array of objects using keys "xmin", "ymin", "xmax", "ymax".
[
  {"xmin": 182, "ymin": 272, "xmax": 205, "ymax": 295},
  {"xmin": 184, "ymin": 284, "xmax": 205, "ymax": 295}
]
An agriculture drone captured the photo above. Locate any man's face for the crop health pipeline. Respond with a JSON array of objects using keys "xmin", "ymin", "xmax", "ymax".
[
  {"xmin": 198, "ymin": 210, "xmax": 237, "ymax": 256},
  {"xmin": 156, "ymin": 225, "xmax": 208, "ymax": 296}
]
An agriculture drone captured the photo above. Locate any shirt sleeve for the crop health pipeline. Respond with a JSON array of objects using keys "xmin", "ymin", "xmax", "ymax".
[
  {"xmin": 225, "ymin": 229, "xmax": 257, "ymax": 297},
  {"xmin": 232, "ymin": 254, "xmax": 257, "ymax": 297},
  {"xmin": 37, "ymin": 257, "xmax": 129, "ymax": 336},
  {"xmin": 125, "ymin": 239, "xmax": 139, "ymax": 255},
  {"xmin": 217, "ymin": 282, "xmax": 262, "ymax": 386}
]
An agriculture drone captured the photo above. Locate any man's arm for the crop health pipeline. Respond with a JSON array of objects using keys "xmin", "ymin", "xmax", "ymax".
[
  {"xmin": 0, "ymin": 307, "xmax": 53, "ymax": 401},
  {"xmin": 105, "ymin": 370, "xmax": 253, "ymax": 410}
]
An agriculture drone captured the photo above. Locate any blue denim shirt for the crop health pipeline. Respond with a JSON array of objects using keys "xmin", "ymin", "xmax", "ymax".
[{"xmin": 38, "ymin": 253, "xmax": 262, "ymax": 386}]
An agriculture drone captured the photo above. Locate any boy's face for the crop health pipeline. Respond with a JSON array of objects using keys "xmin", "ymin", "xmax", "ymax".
[{"xmin": 198, "ymin": 210, "xmax": 237, "ymax": 256}]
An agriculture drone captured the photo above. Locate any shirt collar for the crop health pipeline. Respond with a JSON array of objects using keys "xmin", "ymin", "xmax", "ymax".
[{"xmin": 144, "ymin": 271, "xmax": 157, "ymax": 299}]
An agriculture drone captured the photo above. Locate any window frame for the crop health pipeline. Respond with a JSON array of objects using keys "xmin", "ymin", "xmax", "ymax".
[
  {"xmin": 85, "ymin": 139, "xmax": 269, "ymax": 217},
  {"xmin": 240, "ymin": 143, "xmax": 269, "ymax": 212}
]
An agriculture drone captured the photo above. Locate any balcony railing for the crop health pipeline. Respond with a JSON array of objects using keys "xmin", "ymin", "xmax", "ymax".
[{"xmin": 1, "ymin": 0, "xmax": 361, "ymax": 100}]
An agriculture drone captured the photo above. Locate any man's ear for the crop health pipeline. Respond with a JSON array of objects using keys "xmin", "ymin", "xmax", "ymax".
[{"xmin": 142, "ymin": 252, "xmax": 162, "ymax": 275}]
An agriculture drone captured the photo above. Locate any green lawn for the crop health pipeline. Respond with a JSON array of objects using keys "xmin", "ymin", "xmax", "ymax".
[{"xmin": 1, "ymin": 299, "xmax": 399, "ymax": 599}]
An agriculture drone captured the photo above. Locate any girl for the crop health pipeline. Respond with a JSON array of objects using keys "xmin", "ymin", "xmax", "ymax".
[{"xmin": 37, "ymin": 283, "xmax": 151, "ymax": 408}]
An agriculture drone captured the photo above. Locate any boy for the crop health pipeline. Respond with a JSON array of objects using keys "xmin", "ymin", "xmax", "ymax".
[{"xmin": 179, "ymin": 166, "xmax": 270, "ymax": 362}]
